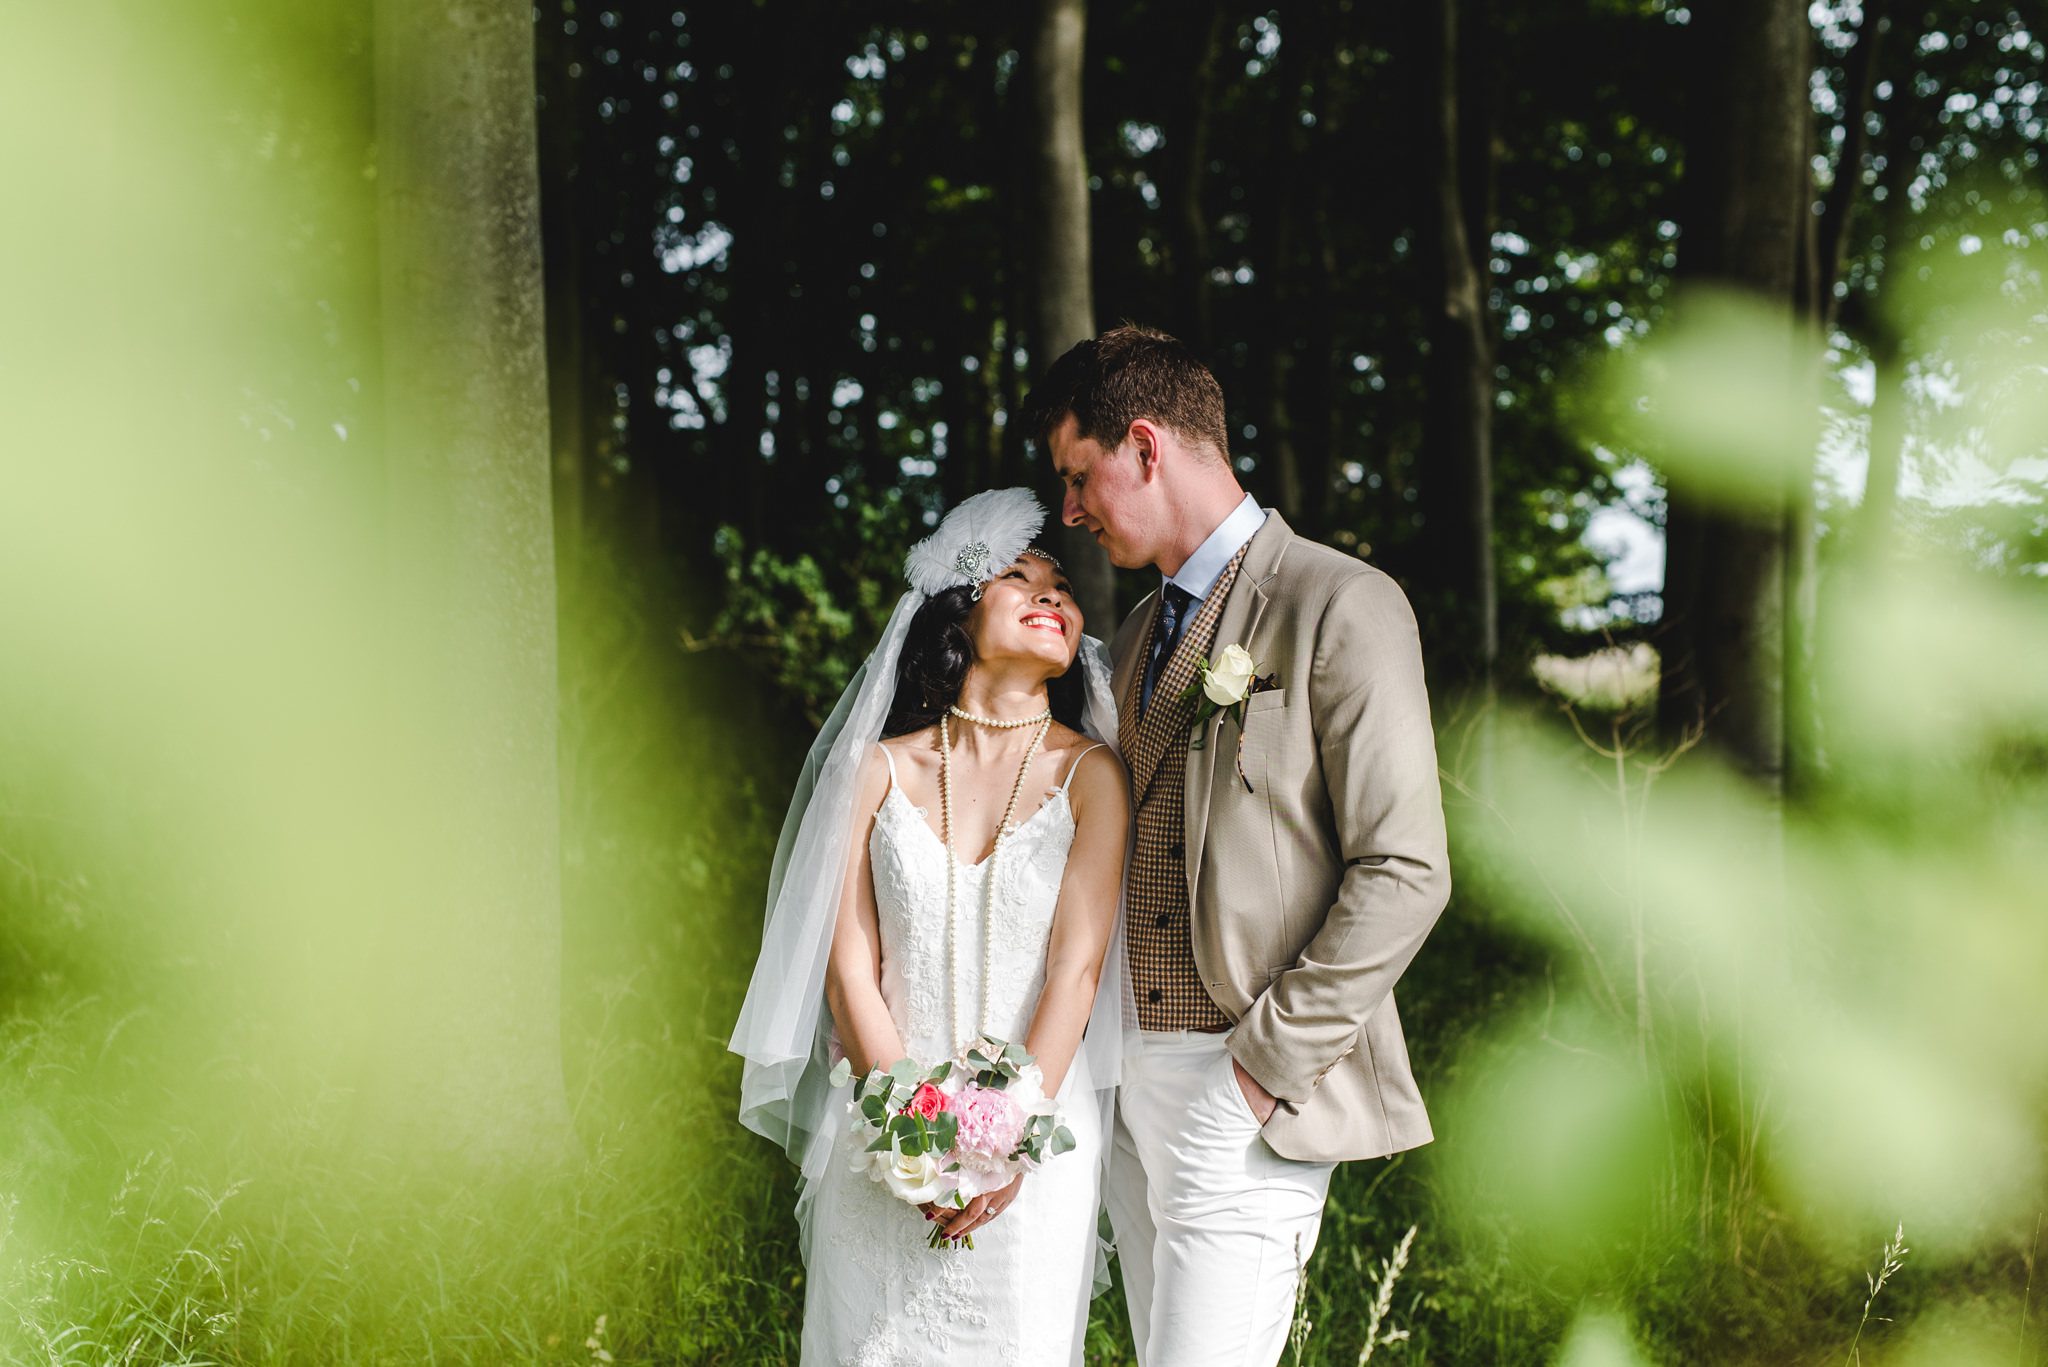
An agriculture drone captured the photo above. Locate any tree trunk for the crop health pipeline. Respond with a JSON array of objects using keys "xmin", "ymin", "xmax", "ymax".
[
  {"xmin": 1813, "ymin": 0, "xmax": 1888, "ymax": 334},
  {"xmin": 536, "ymin": 17, "xmax": 588, "ymax": 607},
  {"xmin": 1260, "ymin": 184, "xmax": 1303, "ymax": 526},
  {"xmin": 1786, "ymin": 1, "xmax": 1889, "ymax": 794},
  {"xmin": 1784, "ymin": 108, "xmax": 1824, "ymax": 799},
  {"xmin": 1250, "ymin": 1, "xmax": 1342, "ymax": 536},
  {"xmin": 1656, "ymin": 0, "xmax": 1806, "ymax": 794},
  {"xmin": 370, "ymin": 0, "xmax": 577, "ymax": 1166},
  {"xmin": 1026, "ymin": 0, "xmax": 1116, "ymax": 629},
  {"xmin": 995, "ymin": 40, "xmax": 1033, "ymax": 492},
  {"xmin": 1164, "ymin": 0, "xmax": 1228, "ymax": 348},
  {"xmin": 1418, "ymin": 0, "xmax": 1499, "ymax": 696},
  {"xmin": 1296, "ymin": 1, "xmax": 1343, "ymax": 543},
  {"xmin": 1857, "ymin": 330, "xmax": 1908, "ymax": 558},
  {"xmin": 1254, "ymin": 11, "xmax": 1306, "ymax": 528}
]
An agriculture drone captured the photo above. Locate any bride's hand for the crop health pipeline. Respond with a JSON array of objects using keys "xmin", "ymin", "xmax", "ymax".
[
  {"xmin": 938, "ymin": 1172, "xmax": 1025, "ymax": 1242},
  {"xmin": 916, "ymin": 1199, "xmax": 965, "ymax": 1230}
]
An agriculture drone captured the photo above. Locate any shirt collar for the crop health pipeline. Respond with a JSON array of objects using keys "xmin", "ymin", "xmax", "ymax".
[{"xmin": 1165, "ymin": 493, "xmax": 1267, "ymax": 603}]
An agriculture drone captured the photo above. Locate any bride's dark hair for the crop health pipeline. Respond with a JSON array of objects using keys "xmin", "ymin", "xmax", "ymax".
[{"xmin": 882, "ymin": 554, "xmax": 1086, "ymax": 738}]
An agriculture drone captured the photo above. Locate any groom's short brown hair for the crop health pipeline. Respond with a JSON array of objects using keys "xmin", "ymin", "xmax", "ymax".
[{"xmin": 1019, "ymin": 324, "xmax": 1231, "ymax": 465}]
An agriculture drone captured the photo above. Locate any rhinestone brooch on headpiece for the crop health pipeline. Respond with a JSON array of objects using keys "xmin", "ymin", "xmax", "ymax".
[{"xmin": 954, "ymin": 540, "xmax": 993, "ymax": 583}]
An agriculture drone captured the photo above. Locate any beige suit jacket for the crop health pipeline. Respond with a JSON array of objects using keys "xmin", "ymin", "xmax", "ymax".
[{"xmin": 1109, "ymin": 511, "xmax": 1451, "ymax": 1163}]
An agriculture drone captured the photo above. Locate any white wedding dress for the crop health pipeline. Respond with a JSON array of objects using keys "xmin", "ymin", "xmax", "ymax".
[{"xmin": 799, "ymin": 742, "xmax": 1107, "ymax": 1367}]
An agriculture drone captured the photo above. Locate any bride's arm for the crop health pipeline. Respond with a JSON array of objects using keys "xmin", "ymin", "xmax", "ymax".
[
  {"xmin": 1023, "ymin": 747, "xmax": 1130, "ymax": 1095},
  {"xmin": 942, "ymin": 747, "xmax": 1128, "ymax": 1244},
  {"xmin": 823, "ymin": 748, "xmax": 907, "ymax": 1075}
]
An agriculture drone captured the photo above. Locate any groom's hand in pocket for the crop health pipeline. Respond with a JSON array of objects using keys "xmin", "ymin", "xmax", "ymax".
[{"xmin": 1232, "ymin": 1058, "xmax": 1279, "ymax": 1124}]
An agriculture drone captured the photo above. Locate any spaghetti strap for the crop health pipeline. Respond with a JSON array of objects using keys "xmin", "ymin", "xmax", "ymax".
[
  {"xmin": 1057, "ymin": 742, "xmax": 1108, "ymax": 796},
  {"xmin": 875, "ymin": 741, "xmax": 900, "ymax": 791}
]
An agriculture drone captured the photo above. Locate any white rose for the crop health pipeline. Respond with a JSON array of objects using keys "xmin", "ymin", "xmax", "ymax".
[
  {"xmin": 1202, "ymin": 644, "xmax": 1258, "ymax": 706},
  {"xmin": 874, "ymin": 1146, "xmax": 947, "ymax": 1204}
]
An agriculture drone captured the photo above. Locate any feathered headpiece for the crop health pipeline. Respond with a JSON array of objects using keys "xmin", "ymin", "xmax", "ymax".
[{"xmin": 902, "ymin": 488, "xmax": 1048, "ymax": 599}]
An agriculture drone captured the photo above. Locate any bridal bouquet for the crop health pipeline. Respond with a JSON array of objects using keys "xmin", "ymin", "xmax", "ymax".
[{"xmin": 828, "ymin": 1036, "xmax": 1077, "ymax": 1248}]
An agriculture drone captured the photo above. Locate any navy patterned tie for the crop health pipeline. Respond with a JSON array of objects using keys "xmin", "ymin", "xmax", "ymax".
[{"xmin": 1140, "ymin": 583, "xmax": 1197, "ymax": 715}]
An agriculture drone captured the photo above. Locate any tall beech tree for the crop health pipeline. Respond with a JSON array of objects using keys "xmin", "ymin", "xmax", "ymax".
[
  {"xmin": 1417, "ymin": 0, "xmax": 1500, "ymax": 698},
  {"xmin": 371, "ymin": 0, "xmax": 577, "ymax": 1165},
  {"xmin": 1656, "ymin": 0, "xmax": 1809, "ymax": 791},
  {"xmin": 1027, "ymin": 0, "xmax": 1116, "ymax": 632}
]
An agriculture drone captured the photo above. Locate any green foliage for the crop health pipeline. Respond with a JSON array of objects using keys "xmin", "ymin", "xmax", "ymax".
[{"xmin": 706, "ymin": 497, "xmax": 916, "ymax": 724}]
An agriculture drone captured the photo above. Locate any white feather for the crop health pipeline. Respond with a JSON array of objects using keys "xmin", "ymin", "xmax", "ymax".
[{"xmin": 902, "ymin": 487, "xmax": 1048, "ymax": 597}]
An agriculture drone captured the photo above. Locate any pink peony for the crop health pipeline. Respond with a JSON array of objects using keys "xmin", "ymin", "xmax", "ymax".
[
  {"xmin": 951, "ymin": 1085, "xmax": 1025, "ymax": 1163},
  {"xmin": 906, "ymin": 1082, "xmax": 950, "ymax": 1122}
]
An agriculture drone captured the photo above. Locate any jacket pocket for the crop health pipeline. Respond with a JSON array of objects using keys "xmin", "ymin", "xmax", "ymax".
[{"xmin": 1245, "ymin": 687, "xmax": 1289, "ymax": 715}]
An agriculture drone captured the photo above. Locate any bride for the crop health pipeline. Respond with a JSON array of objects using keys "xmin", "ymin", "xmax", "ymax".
[{"xmin": 731, "ymin": 489, "xmax": 1134, "ymax": 1366}]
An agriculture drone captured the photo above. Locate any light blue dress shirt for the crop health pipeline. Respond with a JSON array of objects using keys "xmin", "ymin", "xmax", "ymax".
[{"xmin": 1167, "ymin": 493, "xmax": 1268, "ymax": 605}]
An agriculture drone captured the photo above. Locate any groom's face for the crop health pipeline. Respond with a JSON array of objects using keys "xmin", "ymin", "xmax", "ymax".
[{"xmin": 1048, "ymin": 413, "xmax": 1159, "ymax": 571}]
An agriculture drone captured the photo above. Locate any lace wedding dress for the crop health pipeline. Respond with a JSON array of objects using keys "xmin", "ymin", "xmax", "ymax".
[{"xmin": 799, "ymin": 743, "xmax": 1107, "ymax": 1367}]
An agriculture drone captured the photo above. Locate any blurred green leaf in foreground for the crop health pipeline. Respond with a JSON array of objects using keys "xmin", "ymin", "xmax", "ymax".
[{"xmin": 1439, "ymin": 267, "xmax": 2048, "ymax": 1361}]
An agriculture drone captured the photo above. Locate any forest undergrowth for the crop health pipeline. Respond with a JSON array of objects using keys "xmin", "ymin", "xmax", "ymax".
[{"xmin": 2, "ymin": 558, "xmax": 2038, "ymax": 1366}]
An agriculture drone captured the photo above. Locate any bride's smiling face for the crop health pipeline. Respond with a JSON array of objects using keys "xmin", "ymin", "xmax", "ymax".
[{"xmin": 967, "ymin": 553, "xmax": 1082, "ymax": 676}]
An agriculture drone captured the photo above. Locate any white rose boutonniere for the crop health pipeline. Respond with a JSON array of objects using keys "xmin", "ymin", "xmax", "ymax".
[
  {"xmin": 1201, "ymin": 643, "xmax": 1258, "ymax": 707},
  {"xmin": 1179, "ymin": 643, "xmax": 1277, "ymax": 793}
]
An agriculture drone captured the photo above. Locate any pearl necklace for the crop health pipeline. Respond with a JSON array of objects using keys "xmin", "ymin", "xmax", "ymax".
[
  {"xmin": 947, "ymin": 703, "xmax": 1052, "ymax": 730},
  {"xmin": 938, "ymin": 709, "xmax": 1052, "ymax": 1054}
]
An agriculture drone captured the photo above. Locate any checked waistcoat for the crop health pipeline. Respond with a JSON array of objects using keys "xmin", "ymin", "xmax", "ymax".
[{"xmin": 1118, "ymin": 543, "xmax": 1252, "ymax": 1033}]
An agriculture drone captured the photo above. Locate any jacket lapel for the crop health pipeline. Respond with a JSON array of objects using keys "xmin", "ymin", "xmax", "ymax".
[{"xmin": 1183, "ymin": 512, "xmax": 1293, "ymax": 904}]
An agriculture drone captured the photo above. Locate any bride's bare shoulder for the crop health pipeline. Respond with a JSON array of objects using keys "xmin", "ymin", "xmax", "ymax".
[
  {"xmin": 879, "ymin": 728, "xmax": 940, "ymax": 772},
  {"xmin": 1045, "ymin": 723, "xmax": 1121, "ymax": 772}
]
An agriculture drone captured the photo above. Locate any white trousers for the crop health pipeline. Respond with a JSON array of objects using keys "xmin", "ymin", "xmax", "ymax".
[{"xmin": 1105, "ymin": 1030, "xmax": 1337, "ymax": 1367}]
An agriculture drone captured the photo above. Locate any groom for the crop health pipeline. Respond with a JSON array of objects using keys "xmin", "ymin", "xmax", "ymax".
[{"xmin": 1021, "ymin": 326, "xmax": 1452, "ymax": 1366}]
